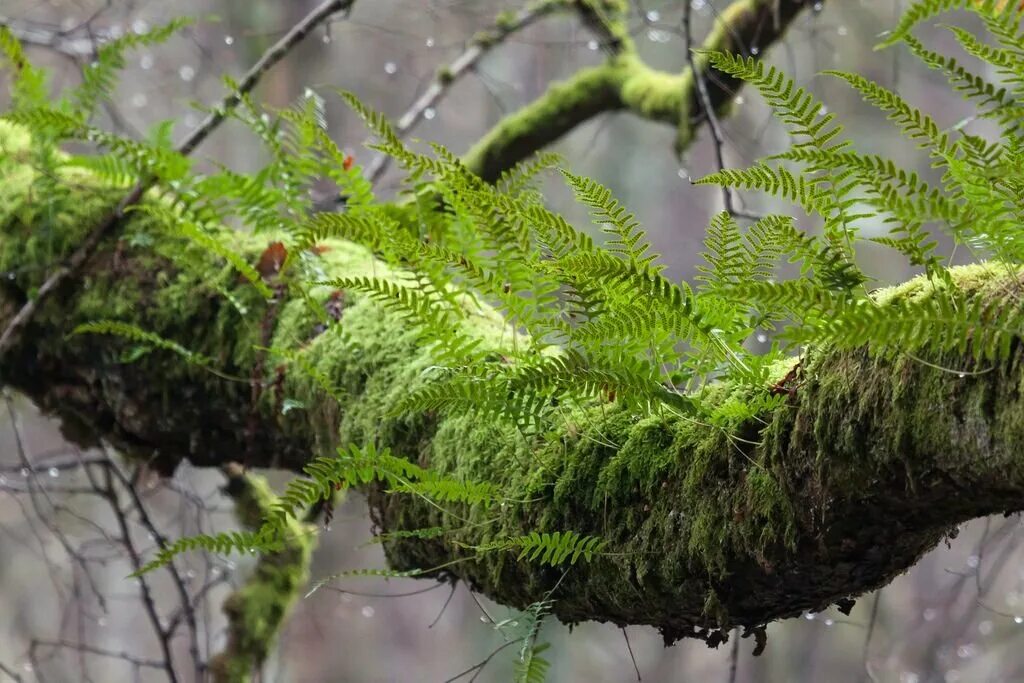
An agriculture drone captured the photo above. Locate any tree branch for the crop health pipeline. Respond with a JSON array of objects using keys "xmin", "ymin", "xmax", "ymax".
[
  {"xmin": 209, "ymin": 464, "xmax": 316, "ymax": 683},
  {"xmin": 463, "ymin": 0, "xmax": 819, "ymax": 181},
  {"xmin": 2, "ymin": 138, "xmax": 1021, "ymax": 640}
]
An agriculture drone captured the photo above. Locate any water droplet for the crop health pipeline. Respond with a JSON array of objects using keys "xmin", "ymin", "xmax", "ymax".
[
  {"xmin": 48, "ymin": 467, "xmax": 59, "ymax": 478},
  {"xmin": 384, "ymin": 61, "xmax": 398, "ymax": 75},
  {"xmin": 677, "ymin": 168, "xmax": 689, "ymax": 180},
  {"xmin": 924, "ymin": 608, "xmax": 937, "ymax": 622},
  {"xmin": 646, "ymin": 9, "xmax": 661, "ymax": 21},
  {"xmin": 691, "ymin": 0, "xmax": 706, "ymax": 9},
  {"xmin": 479, "ymin": 616, "xmax": 489, "ymax": 623},
  {"xmin": 756, "ymin": 332, "xmax": 768, "ymax": 343},
  {"xmin": 361, "ymin": 605, "xmax": 375, "ymax": 618},
  {"xmin": 978, "ymin": 620, "xmax": 993, "ymax": 635},
  {"xmin": 131, "ymin": 93, "xmax": 148, "ymax": 108},
  {"xmin": 824, "ymin": 618, "xmax": 834, "ymax": 626},
  {"xmin": 646, "ymin": 29, "xmax": 670, "ymax": 43},
  {"xmin": 423, "ymin": 107, "xmax": 436, "ymax": 120},
  {"xmin": 140, "ymin": 54, "xmax": 154, "ymax": 70},
  {"xmin": 1015, "ymin": 616, "xmax": 1023, "ymax": 624},
  {"xmin": 735, "ymin": 95, "xmax": 745, "ymax": 105},
  {"xmin": 966, "ymin": 554, "xmax": 979, "ymax": 569},
  {"xmin": 750, "ymin": 46, "xmax": 760, "ymax": 55},
  {"xmin": 804, "ymin": 612, "xmax": 816, "ymax": 620},
  {"xmin": 322, "ymin": 34, "xmax": 331, "ymax": 44},
  {"xmin": 425, "ymin": 37, "xmax": 435, "ymax": 48},
  {"xmin": 224, "ymin": 35, "xmax": 234, "ymax": 46},
  {"xmin": 956, "ymin": 643, "xmax": 976, "ymax": 659},
  {"xmin": 19, "ymin": 467, "xmax": 29, "ymax": 478},
  {"xmin": 812, "ymin": 1, "xmax": 824, "ymax": 11},
  {"xmin": 179, "ymin": 65, "xmax": 195, "ymax": 82},
  {"xmin": 97, "ymin": 616, "xmax": 107, "ymax": 627},
  {"xmin": 819, "ymin": 105, "xmax": 828, "ymax": 115},
  {"xmin": 185, "ymin": 569, "xmax": 197, "ymax": 579},
  {"xmin": 957, "ymin": 372, "xmax": 966, "ymax": 379},
  {"xmin": 587, "ymin": 39, "xmax": 599, "ymax": 51},
  {"xmin": 6, "ymin": 272, "xmax": 13, "ymax": 280},
  {"xmin": 132, "ymin": 19, "xmax": 149, "ymax": 35}
]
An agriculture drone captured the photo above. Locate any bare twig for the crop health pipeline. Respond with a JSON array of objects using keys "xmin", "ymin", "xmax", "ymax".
[{"xmin": 363, "ymin": 1, "xmax": 565, "ymax": 184}]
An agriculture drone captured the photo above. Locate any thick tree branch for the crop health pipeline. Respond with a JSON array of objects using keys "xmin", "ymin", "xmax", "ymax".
[
  {"xmin": 2, "ymin": 135, "xmax": 1022, "ymax": 641},
  {"xmin": 463, "ymin": 0, "xmax": 819, "ymax": 181}
]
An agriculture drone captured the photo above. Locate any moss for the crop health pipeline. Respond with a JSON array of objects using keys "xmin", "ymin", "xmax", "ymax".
[
  {"xmin": 209, "ymin": 469, "xmax": 315, "ymax": 683},
  {"xmin": 436, "ymin": 66, "xmax": 454, "ymax": 85},
  {"xmin": 462, "ymin": 64, "xmax": 623, "ymax": 181},
  {"xmin": 616, "ymin": 56, "xmax": 686, "ymax": 125},
  {"xmin": 7, "ymin": 121, "xmax": 1024, "ymax": 639}
]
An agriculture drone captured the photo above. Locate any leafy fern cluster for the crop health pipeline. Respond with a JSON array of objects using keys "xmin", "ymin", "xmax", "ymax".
[{"xmin": 3, "ymin": 4, "xmax": 1024, "ymax": 665}]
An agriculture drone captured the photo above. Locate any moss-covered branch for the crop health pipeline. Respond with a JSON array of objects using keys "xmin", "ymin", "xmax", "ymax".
[
  {"xmin": 2, "ymin": 132, "xmax": 1023, "ymax": 641},
  {"xmin": 209, "ymin": 464, "xmax": 316, "ymax": 683},
  {"xmin": 463, "ymin": 0, "xmax": 819, "ymax": 181}
]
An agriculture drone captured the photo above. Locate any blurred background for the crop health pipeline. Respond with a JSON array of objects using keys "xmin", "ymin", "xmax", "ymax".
[{"xmin": 1, "ymin": 0, "xmax": 1023, "ymax": 681}]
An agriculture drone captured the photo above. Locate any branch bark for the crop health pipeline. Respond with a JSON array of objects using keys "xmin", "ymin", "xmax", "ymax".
[
  {"xmin": 462, "ymin": 0, "xmax": 819, "ymax": 181},
  {"xmin": 2, "ymin": 135, "xmax": 1022, "ymax": 641}
]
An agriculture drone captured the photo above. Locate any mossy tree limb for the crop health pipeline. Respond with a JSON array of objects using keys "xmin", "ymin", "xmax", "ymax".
[
  {"xmin": 209, "ymin": 464, "xmax": 316, "ymax": 683},
  {"xmin": 2, "ymin": 149, "xmax": 1022, "ymax": 642},
  {"xmin": 463, "ymin": 0, "xmax": 820, "ymax": 181}
]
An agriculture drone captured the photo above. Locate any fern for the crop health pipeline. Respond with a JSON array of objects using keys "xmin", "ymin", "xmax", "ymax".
[{"xmin": 477, "ymin": 530, "xmax": 606, "ymax": 567}]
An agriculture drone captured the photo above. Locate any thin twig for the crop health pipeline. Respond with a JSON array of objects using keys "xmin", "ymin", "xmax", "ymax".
[
  {"xmin": 622, "ymin": 627, "xmax": 642, "ymax": 681},
  {"xmin": 683, "ymin": 0, "xmax": 737, "ymax": 218},
  {"xmin": 362, "ymin": 1, "xmax": 567, "ymax": 185},
  {"xmin": 0, "ymin": 0, "xmax": 357, "ymax": 358}
]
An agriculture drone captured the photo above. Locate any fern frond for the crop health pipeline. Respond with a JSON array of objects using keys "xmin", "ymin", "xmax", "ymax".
[{"xmin": 71, "ymin": 320, "xmax": 212, "ymax": 366}]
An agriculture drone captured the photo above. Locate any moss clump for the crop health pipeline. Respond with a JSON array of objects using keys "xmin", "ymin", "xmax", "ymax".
[{"xmin": 209, "ymin": 467, "xmax": 316, "ymax": 683}]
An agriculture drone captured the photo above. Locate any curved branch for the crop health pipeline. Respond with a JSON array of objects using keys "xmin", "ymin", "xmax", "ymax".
[
  {"xmin": 463, "ymin": 0, "xmax": 820, "ymax": 181},
  {"xmin": 362, "ymin": 0, "xmax": 632, "ymax": 186}
]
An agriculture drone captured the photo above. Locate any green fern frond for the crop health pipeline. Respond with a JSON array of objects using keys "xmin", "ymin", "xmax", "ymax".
[
  {"xmin": 515, "ymin": 642, "xmax": 551, "ymax": 683},
  {"xmin": 824, "ymin": 70, "xmax": 953, "ymax": 155},
  {"xmin": 879, "ymin": 0, "xmax": 973, "ymax": 47},
  {"xmin": 71, "ymin": 320, "xmax": 212, "ymax": 366},
  {"xmin": 480, "ymin": 530, "xmax": 606, "ymax": 567},
  {"xmin": 561, "ymin": 170, "xmax": 658, "ymax": 271}
]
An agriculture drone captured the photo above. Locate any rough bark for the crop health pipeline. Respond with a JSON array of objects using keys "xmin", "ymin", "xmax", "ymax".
[{"xmin": 2, "ymin": 122, "xmax": 1023, "ymax": 642}]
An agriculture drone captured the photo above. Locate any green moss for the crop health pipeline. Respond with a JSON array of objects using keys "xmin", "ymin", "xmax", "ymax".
[
  {"xmin": 616, "ymin": 56, "xmax": 686, "ymax": 125},
  {"xmin": 210, "ymin": 471, "xmax": 315, "ymax": 683}
]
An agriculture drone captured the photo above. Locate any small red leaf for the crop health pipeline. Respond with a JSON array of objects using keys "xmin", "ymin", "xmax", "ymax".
[{"xmin": 256, "ymin": 241, "xmax": 288, "ymax": 280}]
